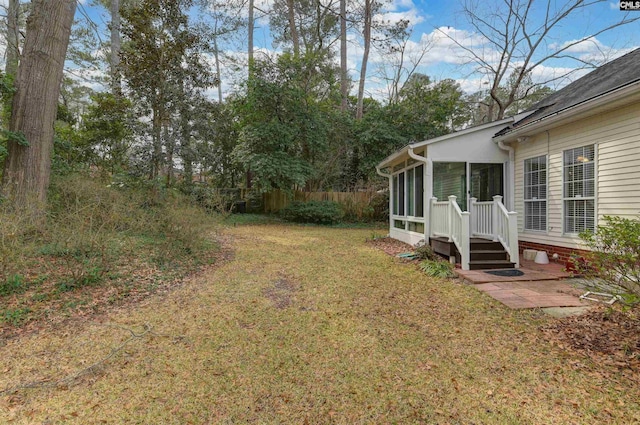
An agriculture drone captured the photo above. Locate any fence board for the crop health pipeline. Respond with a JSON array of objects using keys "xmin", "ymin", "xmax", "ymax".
[{"xmin": 263, "ymin": 189, "xmax": 381, "ymax": 219}]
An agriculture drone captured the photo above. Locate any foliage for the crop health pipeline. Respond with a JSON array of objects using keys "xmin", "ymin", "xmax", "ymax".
[
  {"xmin": 414, "ymin": 241, "xmax": 439, "ymax": 261},
  {"xmin": 281, "ymin": 200, "xmax": 344, "ymax": 224},
  {"xmin": 0, "ymin": 274, "xmax": 27, "ymax": 296},
  {"xmin": 78, "ymin": 92, "xmax": 136, "ymax": 173},
  {"xmin": 233, "ymin": 54, "xmax": 331, "ymax": 192},
  {"xmin": 577, "ymin": 215, "xmax": 640, "ymax": 297},
  {"xmin": 0, "ymin": 172, "xmax": 221, "ymax": 330},
  {"xmin": 419, "ymin": 259, "xmax": 455, "ymax": 278}
]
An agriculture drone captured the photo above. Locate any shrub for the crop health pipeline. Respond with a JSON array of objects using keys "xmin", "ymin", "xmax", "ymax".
[
  {"xmin": 414, "ymin": 240, "xmax": 439, "ymax": 261},
  {"xmin": 281, "ymin": 201, "xmax": 344, "ymax": 224},
  {"xmin": 578, "ymin": 215, "xmax": 640, "ymax": 297},
  {"xmin": 419, "ymin": 260, "xmax": 455, "ymax": 278}
]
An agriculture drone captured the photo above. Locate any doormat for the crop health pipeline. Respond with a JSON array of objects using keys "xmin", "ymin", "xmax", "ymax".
[{"xmin": 484, "ymin": 269, "xmax": 524, "ymax": 277}]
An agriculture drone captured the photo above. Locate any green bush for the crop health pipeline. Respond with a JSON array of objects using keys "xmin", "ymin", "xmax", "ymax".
[
  {"xmin": 281, "ymin": 201, "xmax": 344, "ymax": 224},
  {"xmin": 578, "ymin": 215, "xmax": 640, "ymax": 297},
  {"xmin": 419, "ymin": 260, "xmax": 455, "ymax": 278}
]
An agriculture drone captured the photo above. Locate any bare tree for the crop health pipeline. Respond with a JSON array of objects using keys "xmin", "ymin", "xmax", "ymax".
[
  {"xmin": 110, "ymin": 0, "xmax": 122, "ymax": 94},
  {"xmin": 447, "ymin": 0, "xmax": 640, "ymax": 121},
  {"xmin": 4, "ymin": 0, "xmax": 21, "ymax": 79},
  {"xmin": 1, "ymin": 0, "xmax": 77, "ymax": 210},
  {"xmin": 339, "ymin": 0, "xmax": 347, "ymax": 111},
  {"xmin": 248, "ymin": 0, "xmax": 254, "ymax": 77},
  {"xmin": 376, "ymin": 19, "xmax": 433, "ymax": 105},
  {"xmin": 355, "ymin": 0, "xmax": 371, "ymax": 119},
  {"xmin": 286, "ymin": 0, "xmax": 300, "ymax": 57}
]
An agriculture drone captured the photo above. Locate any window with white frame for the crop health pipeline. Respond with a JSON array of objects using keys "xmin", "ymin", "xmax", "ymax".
[
  {"xmin": 524, "ymin": 155, "xmax": 547, "ymax": 231},
  {"xmin": 563, "ymin": 145, "xmax": 595, "ymax": 234}
]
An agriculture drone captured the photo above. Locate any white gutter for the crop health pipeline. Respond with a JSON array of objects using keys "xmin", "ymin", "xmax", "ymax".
[
  {"xmin": 496, "ymin": 141, "xmax": 515, "ymax": 211},
  {"xmin": 494, "ymin": 79, "xmax": 640, "ymax": 143}
]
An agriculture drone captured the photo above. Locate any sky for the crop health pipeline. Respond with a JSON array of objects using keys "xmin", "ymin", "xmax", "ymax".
[{"xmin": 23, "ymin": 0, "xmax": 640, "ymax": 101}]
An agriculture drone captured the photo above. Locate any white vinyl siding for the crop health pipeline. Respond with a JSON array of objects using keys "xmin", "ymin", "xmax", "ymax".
[
  {"xmin": 513, "ymin": 100, "xmax": 640, "ymax": 249},
  {"xmin": 563, "ymin": 145, "xmax": 595, "ymax": 234},
  {"xmin": 523, "ymin": 155, "xmax": 547, "ymax": 231}
]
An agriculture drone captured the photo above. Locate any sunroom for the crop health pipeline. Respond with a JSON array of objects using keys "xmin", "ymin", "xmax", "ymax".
[{"xmin": 376, "ymin": 119, "xmax": 520, "ymax": 270}]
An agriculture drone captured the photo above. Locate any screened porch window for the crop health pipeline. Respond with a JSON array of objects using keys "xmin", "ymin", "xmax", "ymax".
[
  {"xmin": 392, "ymin": 165, "xmax": 424, "ymax": 219},
  {"xmin": 563, "ymin": 145, "xmax": 595, "ymax": 234},
  {"xmin": 524, "ymin": 155, "xmax": 547, "ymax": 231},
  {"xmin": 433, "ymin": 162, "xmax": 466, "ymax": 208}
]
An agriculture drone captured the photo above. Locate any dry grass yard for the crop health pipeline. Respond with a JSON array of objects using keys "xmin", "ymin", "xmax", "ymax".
[{"xmin": 1, "ymin": 224, "xmax": 638, "ymax": 424}]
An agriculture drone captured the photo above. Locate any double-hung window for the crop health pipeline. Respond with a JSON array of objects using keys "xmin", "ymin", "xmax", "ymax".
[
  {"xmin": 524, "ymin": 155, "xmax": 547, "ymax": 231},
  {"xmin": 563, "ymin": 145, "xmax": 595, "ymax": 234}
]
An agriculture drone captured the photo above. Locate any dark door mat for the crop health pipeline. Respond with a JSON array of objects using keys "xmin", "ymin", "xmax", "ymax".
[{"xmin": 484, "ymin": 269, "xmax": 525, "ymax": 277}]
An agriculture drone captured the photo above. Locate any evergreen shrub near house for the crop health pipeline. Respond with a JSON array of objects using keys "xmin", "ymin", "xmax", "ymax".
[
  {"xmin": 577, "ymin": 216, "xmax": 640, "ymax": 298},
  {"xmin": 419, "ymin": 260, "xmax": 455, "ymax": 278},
  {"xmin": 281, "ymin": 200, "xmax": 344, "ymax": 225}
]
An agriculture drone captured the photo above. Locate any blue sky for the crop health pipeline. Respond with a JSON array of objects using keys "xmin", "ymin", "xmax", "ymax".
[{"xmin": 70, "ymin": 0, "xmax": 640, "ymax": 100}]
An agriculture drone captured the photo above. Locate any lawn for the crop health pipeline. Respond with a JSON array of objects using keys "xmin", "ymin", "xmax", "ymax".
[{"xmin": 1, "ymin": 224, "xmax": 638, "ymax": 424}]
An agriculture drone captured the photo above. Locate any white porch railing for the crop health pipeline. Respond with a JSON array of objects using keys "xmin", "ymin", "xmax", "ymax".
[
  {"xmin": 430, "ymin": 196, "xmax": 470, "ymax": 270},
  {"xmin": 430, "ymin": 195, "xmax": 519, "ymax": 270}
]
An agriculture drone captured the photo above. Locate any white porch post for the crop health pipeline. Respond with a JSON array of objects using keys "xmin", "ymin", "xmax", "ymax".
[
  {"xmin": 425, "ymin": 158, "xmax": 433, "ymax": 239},
  {"xmin": 461, "ymin": 211, "xmax": 471, "ymax": 271},
  {"xmin": 492, "ymin": 195, "xmax": 502, "ymax": 241},
  {"xmin": 447, "ymin": 195, "xmax": 456, "ymax": 242},
  {"xmin": 469, "ymin": 197, "xmax": 477, "ymax": 236},
  {"xmin": 509, "ymin": 211, "xmax": 519, "ymax": 267}
]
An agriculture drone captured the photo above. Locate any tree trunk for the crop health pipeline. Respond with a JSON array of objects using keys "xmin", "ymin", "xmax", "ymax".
[
  {"xmin": 5, "ymin": 0, "xmax": 20, "ymax": 79},
  {"xmin": 110, "ymin": 0, "xmax": 122, "ymax": 94},
  {"xmin": 286, "ymin": 0, "xmax": 299, "ymax": 57},
  {"xmin": 213, "ymin": 32, "xmax": 223, "ymax": 103},
  {"xmin": 356, "ymin": 0, "xmax": 371, "ymax": 120},
  {"xmin": 248, "ymin": 0, "xmax": 254, "ymax": 78},
  {"xmin": 1, "ymin": 0, "xmax": 76, "ymax": 210},
  {"xmin": 180, "ymin": 97, "xmax": 193, "ymax": 188},
  {"xmin": 339, "ymin": 0, "xmax": 348, "ymax": 111},
  {"xmin": 247, "ymin": 0, "xmax": 254, "ymax": 188}
]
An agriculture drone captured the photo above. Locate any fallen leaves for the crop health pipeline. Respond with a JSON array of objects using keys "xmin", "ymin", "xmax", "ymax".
[{"xmin": 541, "ymin": 307, "xmax": 640, "ymax": 381}]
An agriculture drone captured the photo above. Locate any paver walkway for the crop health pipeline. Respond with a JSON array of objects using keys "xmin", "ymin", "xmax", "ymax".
[{"xmin": 455, "ymin": 260, "xmax": 591, "ymax": 310}]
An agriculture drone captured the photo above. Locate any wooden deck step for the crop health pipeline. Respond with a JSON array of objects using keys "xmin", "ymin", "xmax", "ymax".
[{"xmin": 468, "ymin": 259, "xmax": 515, "ymax": 270}]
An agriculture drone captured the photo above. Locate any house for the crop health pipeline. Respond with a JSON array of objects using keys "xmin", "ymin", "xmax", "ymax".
[{"xmin": 376, "ymin": 48, "xmax": 640, "ymax": 270}]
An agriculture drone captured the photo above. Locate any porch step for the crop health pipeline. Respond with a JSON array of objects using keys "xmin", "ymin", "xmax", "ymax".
[
  {"xmin": 470, "ymin": 239, "xmax": 504, "ymax": 251},
  {"xmin": 470, "ymin": 249, "xmax": 509, "ymax": 262},
  {"xmin": 468, "ymin": 259, "xmax": 515, "ymax": 270}
]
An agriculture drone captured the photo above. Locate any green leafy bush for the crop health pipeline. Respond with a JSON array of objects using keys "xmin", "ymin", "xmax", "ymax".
[
  {"xmin": 281, "ymin": 201, "xmax": 344, "ymax": 224},
  {"xmin": 578, "ymin": 215, "xmax": 640, "ymax": 297},
  {"xmin": 419, "ymin": 260, "xmax": 455, "ymax": 278}
]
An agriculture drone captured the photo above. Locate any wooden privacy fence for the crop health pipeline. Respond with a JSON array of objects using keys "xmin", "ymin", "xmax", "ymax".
[{"xmin": 263, "ymin": 189, "xmax": 384, "ymax": 219}]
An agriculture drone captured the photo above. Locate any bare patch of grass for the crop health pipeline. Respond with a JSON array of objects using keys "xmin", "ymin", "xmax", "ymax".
[{"xmin": 1, "ymin": 224, "xmax": 639, "ymax": 424}]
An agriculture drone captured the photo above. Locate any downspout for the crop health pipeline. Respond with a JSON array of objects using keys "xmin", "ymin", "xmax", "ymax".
[
  {"xmin": 376, "ymin": 166, "xmax": 393, "ymax": 235},
  {"xmin": 407, "ymin": 146, "xmax": 431, "ymax": 241},
  {"xmin": 497, "ymin": 140, "xmax": 515, "ymax": 211}
]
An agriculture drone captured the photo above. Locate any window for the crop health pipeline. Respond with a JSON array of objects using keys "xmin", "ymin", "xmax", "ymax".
[
  {"xmin": 433, "ymin": 162, "xmax": 466, "ymax": 208},
  {"xmin": 392, "ymin": 175, "xmax": 398, "ymax": 215},
  {"xmin": 407, "ymin": 168, "xmax": 414, "ymax": 216},
  {"xmin": 524, "ymin": 155, "xmax": 547, "ymax": 231},
  {"xmin": 415, "ymin": 165, "xmax": 424, "ymax": 217},
  {"xmin": 398, "ymin": 172, "xmax": 405, "ymax": 216},
  {"xmin": 563, "ymin": 145, "xmax": 595, "ymax": 234}
]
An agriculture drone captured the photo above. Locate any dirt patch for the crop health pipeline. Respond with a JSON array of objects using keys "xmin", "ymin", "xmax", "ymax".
[
  {"xmin": 542, "ymin": 307, "xmax": 640, "ymax": 381},
  {"xmin": 263, "ymin": 277, "xmax": 298, "ymax": 309},
  {"xmin": 366, "ymin": 237, "xmax": 415, "ymax": 257}
]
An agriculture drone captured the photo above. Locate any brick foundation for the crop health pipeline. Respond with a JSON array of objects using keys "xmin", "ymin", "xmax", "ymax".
[{"xmin": 518, "ymin": 240, "xmax": 589, "ymax": 269}]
